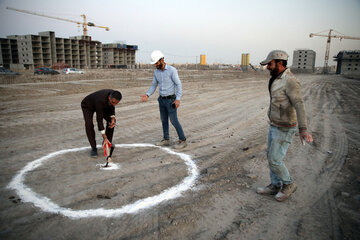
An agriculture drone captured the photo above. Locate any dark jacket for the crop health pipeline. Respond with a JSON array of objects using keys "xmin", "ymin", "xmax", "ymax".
[{"xmin": 81, "ymin": 89, "xmax": 115, "ymax": 131}]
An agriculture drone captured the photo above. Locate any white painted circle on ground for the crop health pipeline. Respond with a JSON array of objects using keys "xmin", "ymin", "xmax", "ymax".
[{"xmin": 7, "ymin": 143, "xmax": 199, "ymax": 219}]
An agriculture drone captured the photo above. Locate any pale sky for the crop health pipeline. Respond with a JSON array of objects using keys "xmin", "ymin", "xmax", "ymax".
[{"xmin": 1, "ymin": 0, "xmax": 359, "ymax": 66}]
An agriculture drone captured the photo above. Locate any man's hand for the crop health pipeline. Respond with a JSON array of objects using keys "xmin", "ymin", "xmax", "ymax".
[
  {"xmin": 141, "ymin": 94, "xmax": 149, "ymax": 102},
  {"xmin": 173, "ymin": 100, "xmax": 180, "ymax": 108},
  {"xmin": 102, "ymin": 137, "xmax": 111, "ymax": 149},
  {"xmin": 300, "ymin": 131, "xmax": 313, "ymax": 145},
  {"xmin": 109, "ymin": 118, "xmax": 116, "ymax": 129}
]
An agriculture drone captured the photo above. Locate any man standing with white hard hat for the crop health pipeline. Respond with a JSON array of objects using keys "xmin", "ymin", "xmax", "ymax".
[
  {"xmin": 141, "ymin": 50, "xmax": 187, "ymax": 149},
  {"xmin": 256, "ymin": 50, "xmax": 313, "ymax": 201}
]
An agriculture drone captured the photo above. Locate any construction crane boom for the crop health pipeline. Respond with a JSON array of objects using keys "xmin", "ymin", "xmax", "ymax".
[
  {"xmin": 6, "ymin": 6, "xmax": 109, "ymax": 36},
  {"xmin": 309, "ymin": 29, "xmax": 360, "ymax": 73}
]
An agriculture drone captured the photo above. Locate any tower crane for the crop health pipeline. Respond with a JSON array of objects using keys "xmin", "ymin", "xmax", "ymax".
[
  {"xmin": 309, "ymin": 29, "xmax": 360, "ymax": 73},
  {"xmin": 6, "ymin": 6, "xmax": 109, "ymax": 36}
]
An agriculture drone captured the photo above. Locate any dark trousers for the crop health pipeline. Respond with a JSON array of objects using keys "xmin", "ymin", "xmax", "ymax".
[{"xmin": 81, "ymin": 106, "xmax": 114, "ymax": 149}]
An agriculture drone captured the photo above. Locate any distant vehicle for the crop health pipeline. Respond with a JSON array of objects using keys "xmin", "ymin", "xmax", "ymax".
[
  {"xmin": 0, "ymin": 66, "xmax": 20, "ymax": 75},
  {"xmin": 34, "ymin": 67, "xmax": 60, "ymax": 75},
  {"xmin": 62, "ymin": 68, "xmax": 84, "ymax": 74}
]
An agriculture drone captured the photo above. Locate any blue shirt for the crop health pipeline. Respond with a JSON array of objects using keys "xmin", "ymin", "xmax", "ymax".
[{"xmin": 146, "ymin": 64, "xmax": 182, "ymax": 100}]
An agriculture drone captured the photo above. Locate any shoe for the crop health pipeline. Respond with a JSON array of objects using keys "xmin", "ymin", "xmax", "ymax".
[
  {"xmin": 275, "ymin": 182, "xmax": 297, "ymax": 201},
  {"xmin": 155, "ymin": 139, "xmax": 170, "ymax": 146},
  {"xmin": 173, "ymin": 140, "xmax": 187, "ymax": 149},
  {"xmin": 256, "ymin": 184, "xmax": 281, "ymax": 195},
  {"xmin": 90, "ymin": 148, "xmax": 98, "ymax": 157}
]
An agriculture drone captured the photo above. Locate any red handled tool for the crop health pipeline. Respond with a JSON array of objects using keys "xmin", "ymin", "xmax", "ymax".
[{"xmin": 103, "ymin": 143, "xmax": 115, "ymax": 167}]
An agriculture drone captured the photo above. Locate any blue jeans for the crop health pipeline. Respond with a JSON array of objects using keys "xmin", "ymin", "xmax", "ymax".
[
  {"xmin": 267, "ymin": 125, "xmax": 297, "ymax": 186},
  {"xmin": 158, "ymin": 97, "xmax": 186, "ymax": 141}
]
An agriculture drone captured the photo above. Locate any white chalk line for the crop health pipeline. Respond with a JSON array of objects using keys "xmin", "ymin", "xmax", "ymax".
[{"xmin": 7, "ymin": 143, "xmax": 199, "ymax": 219}]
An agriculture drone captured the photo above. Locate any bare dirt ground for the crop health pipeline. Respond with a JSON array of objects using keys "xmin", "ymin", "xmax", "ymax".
[{"xmin": 0, "ymin": 69, "xmax": 359, "ymax": 240}]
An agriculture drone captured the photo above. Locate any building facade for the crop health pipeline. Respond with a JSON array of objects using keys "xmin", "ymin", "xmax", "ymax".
[
  {"xmin": 0, "ymin": 37, "xmax": 19, "ymax": 68},
  {"xmin": 0, "ymin": 31, "xmax": 137, "ymax": 70},
  {"xmin": 103, "ymin": 43, "xmax": 137, "ymax": 69},
  {"xmin": 334, "ymin": 50, "xmax": 360, "ymax": 75},
  {"xmin": 291, "ymin": 49, "xmax": 316, "ymax": 73}
]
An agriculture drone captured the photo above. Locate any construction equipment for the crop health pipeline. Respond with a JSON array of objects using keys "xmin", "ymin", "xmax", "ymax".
[
  {"xmin": 6, "ymin": 6, "xmax": 109, "ymax": 36},
  {"xmin": 309, "ymin": 29, "xmax": 360, "ymax": 73},
  {"xmin": 249, "ymin": 63, "xmax": 257, "ymax": 72}
]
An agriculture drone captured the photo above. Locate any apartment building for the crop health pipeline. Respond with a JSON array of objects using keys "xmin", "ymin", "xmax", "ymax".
[
  {"xmin": 0, "ymin": 31, "xmax": 137, "ymax": 70},
  {"xmin": 0, "ymin": 37, "xmax": 19, "ymax": 68},
  {"xmin": 103, "ymin": 43, "xmax": 138, "ymax": 69},
  {"xmin": 291, "ymin": 49, "xmax": 316, "ymax": 73},
  {"xmin": 334, "ymin": 50, "xmax": 360, "ymax": 75}
]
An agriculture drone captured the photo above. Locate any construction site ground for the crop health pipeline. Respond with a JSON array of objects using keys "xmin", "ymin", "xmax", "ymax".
[{"xmin": 0, "ymin": 69, "xmax": 359, "ymax": 240}]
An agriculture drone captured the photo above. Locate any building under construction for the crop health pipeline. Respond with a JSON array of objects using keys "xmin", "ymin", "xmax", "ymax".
[
  {"xmin": 291, "ymin": 49, "xmax": 316, "ymax": 73},
  {"xmin": 334, "ymin": 50, "xmax": 360, "ymax": 75},
  {"xmin": 0, "ymin": 31, "xmax": 138, "ymax": 70}
]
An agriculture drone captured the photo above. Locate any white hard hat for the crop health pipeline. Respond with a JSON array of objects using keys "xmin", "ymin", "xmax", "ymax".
[
  {"xmin": 150, "ymin": 50, "xmax": 164, "ymax": 64},
  {"xmin": 260, "ymin": 50, "xmax": 289, "ymax": 65}
]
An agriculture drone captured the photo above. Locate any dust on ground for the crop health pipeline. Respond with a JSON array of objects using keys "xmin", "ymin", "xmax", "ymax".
[{"xmin": 0, "ymin": 69, "xmax": 359, "ymax": 239}]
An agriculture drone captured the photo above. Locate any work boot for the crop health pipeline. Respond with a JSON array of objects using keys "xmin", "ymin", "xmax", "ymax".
[
  {"xmin": 256, "ymin": 184, "xmax": 281, "ymax": 195},
  {"xmin": 155, "ymin": 139, "xmax": 170, "ymax": 146},
  {"xmin": 90, "ymin": 148, "xmax": 98, "ymax": 157},
  {"xmin": 275, "ymin": 182, "xmax": 297, "ymax": 202},
  {"xmin": 173, "ymin": 140, "xmax": 187, "ymax": 149}
]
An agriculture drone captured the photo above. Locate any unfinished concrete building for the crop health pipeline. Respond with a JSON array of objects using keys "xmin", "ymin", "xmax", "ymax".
[
  {"xmin": 291, "ymin": 49, "xmax": 316, "ymax": 73},
  {"xmin": 0, "ymin": 31, "xmax": 136, "ymax": 70},
  {"xmin": 334, "ymin": 50, "xmax": 360, "ymax": 75},
  {"xmin": 0, "ymin": 37, "xmax": 19, "ymax": 69},
  {"xmin": 103, "ymin": 43, "xmax": 138, "ymax": 69}
]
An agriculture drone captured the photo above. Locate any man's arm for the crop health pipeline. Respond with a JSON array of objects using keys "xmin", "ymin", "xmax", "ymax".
[
  {"xmin": 286, "ymin": 78, "xmax": 307, "ymax": 130},
  {"xmin": 172, "ymin": 68, "xmax": 182, "ymax": 100},
  {"xmin": 95, "ymin": 102, "xmax": 112, "ymax": 147},
  {"xmin": 286, "ymin": 78, "xmax": 313, "ymax": 144},
  {"xmin": 141, "ymin": 74, "xmax": 158, "ymax": 102}
]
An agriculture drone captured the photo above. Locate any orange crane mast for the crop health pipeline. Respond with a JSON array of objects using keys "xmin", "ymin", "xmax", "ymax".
[
  {"xmin": 6, "ymin": 6, "xmax": 109, "ymax": 36},
  {"xmin": 309, "ymin": 29, "xmax": 360, "ymax": 73}
]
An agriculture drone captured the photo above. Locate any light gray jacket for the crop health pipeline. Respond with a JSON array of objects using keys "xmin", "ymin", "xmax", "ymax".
[{"xmin": 268, "ymin": 68, "xmax": 308, "ymax": 131}]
